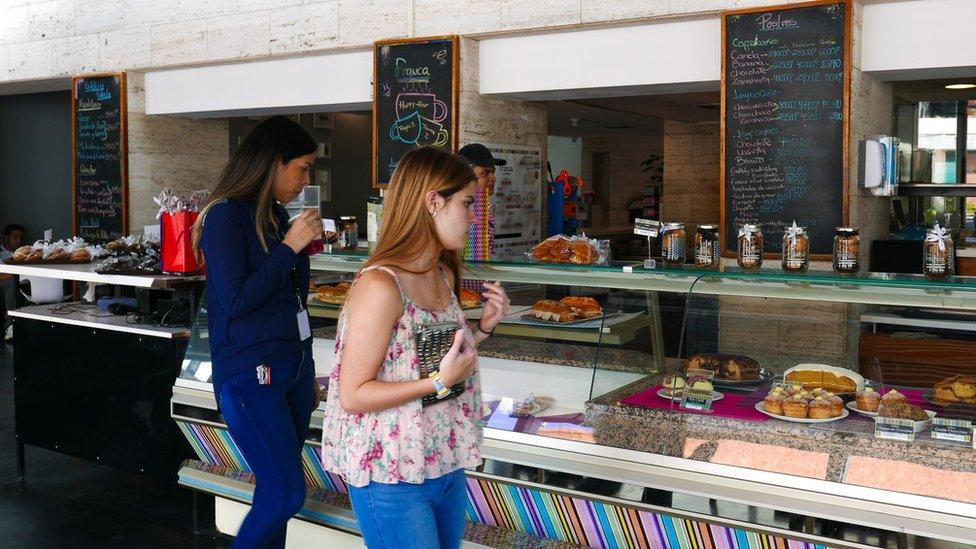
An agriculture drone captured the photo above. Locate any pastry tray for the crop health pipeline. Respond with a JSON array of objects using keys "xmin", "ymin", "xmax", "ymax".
[
  {"xmin": 704, "ymin": 367, "xmax": 775, "ymax": 388},
  {"xmin": 755, "ymin": 402, "xmax": 849, "ymax": 423},
  {"xmin": 518, "ymin": 308, "xmax": 623, "ymax": 327}
]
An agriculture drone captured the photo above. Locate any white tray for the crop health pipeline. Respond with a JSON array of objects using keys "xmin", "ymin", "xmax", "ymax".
[
  {"xmin": 846, "ymin": 400, "xmax": 879, "ymax": 417},
  {"xmin": 755, "ymin": 402, "xmax": 849, "ymax": 423}
]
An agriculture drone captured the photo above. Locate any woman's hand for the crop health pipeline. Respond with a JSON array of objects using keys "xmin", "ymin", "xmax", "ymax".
[
  {"xmin": 313, "ymin": 382, "xmax": 324, "ymax": 409},
  {"xmin": 438, "ymin": 329, "xmax": 477, "ymax": 387},
  {"xmin": 478, "ymin": 281, "xmax": 510, "ymax": 335},
  {"xmin": 283, "ymin": 208, "xmax": 323, "ymax": 253}
]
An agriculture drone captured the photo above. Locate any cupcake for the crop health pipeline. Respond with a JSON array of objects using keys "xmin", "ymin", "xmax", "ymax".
[
  {"xmin": 881, "ymin": 389, "xmax": 907, "ymax": 407},
  {"xmin": 810, "ymin": 388, "xmax": 829, "ymax": 399},
  {"xmin": 783, "ymin": 395, "xmax": 809, "ymax": 418},
  {"xmin": 787, "ymin": 384, "xmax": 805, "ymax": 396},
  {"xmin": 856, "ymin": 387, "xmax": 881, "ymax": 412},
  {"xmin": 808, "ymin": 397, "xmax": 833, "ymax": 419},
  {"xmin": 828, "ymin": 394, "xmax": 844, "ymax": 417},
  {"xmin": 798, "ymin": 390, "xmax": 814, "ymax": 401},
  {"xmin": 764, "ymin": 391, "xmax": 786, "ymax": 415}
]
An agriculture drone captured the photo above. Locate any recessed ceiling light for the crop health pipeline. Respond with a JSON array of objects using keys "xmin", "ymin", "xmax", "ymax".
[{"xmin": 945, "ymin": 83, "xmax": 976, "ymax": 90}]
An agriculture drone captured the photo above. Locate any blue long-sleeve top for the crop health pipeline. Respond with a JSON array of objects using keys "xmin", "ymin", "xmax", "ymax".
[{"xmin": 199, "ymin": 198, "xmax": 311, "ymax": 392}]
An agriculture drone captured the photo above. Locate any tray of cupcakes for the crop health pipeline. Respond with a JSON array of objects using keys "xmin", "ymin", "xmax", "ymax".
[
  {"xmin": 847, "ymin": 387, "xmax": 937, "ymax": 432},
  {"xmin": 756, "ymin": 384, "xmax": 849, "ymax": 423}
]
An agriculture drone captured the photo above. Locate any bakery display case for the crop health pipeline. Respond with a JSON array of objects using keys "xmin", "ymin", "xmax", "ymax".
[{"xmin": 170, "ymin": 253, "xmax": 976, "ymax": 547}]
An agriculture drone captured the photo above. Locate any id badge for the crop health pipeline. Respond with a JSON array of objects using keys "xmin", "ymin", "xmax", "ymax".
[{"xmin": 297, "ymin": 309, "xmax": 311, "ymax": 341}]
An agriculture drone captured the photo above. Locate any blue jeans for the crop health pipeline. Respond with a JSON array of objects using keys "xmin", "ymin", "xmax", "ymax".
[
  {"xmin": 218, "ymin": 348, "xmax": 315, "ymax": 549},
  {"xmin": 349, "ymin": 468, "xmax": 468, "ymax": 549}
]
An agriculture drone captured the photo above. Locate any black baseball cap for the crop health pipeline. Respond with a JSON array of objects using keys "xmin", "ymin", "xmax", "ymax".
[{"xmin": 458, "ymin": 143, "xmax": 506, "ymax": 168}]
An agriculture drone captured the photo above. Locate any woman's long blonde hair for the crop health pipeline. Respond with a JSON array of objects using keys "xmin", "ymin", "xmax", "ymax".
[
  {"xmin": 191, "ymin": 116, "xmax": 316, "ymax": 263},
  {"xmin": 364, "ymin": 147, "xmax": 475, "ymax": 296}
]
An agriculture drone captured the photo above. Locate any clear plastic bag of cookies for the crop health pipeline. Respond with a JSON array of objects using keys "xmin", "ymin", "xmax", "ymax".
[{"xmin": 528, "ymin": 234, "xmax": 610, "ymax": 265}]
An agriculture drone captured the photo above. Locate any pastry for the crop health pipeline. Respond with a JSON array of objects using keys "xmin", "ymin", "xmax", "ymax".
[
  {"xmin": 568, "ymin": 240, "xmax": 597, "ymax": 265},
  {"xmin": 529, "ymin": 300, "xmax": 577, "ymax": 323},
  {"xmin": 764, "ymin": 390, "xmax": 786, "ymax": 415},
  {"xmin": 663, "ymin": 375, "xmax": 685, "ymax": 390},
  {"xmin": 690, "ymin": 379, "xmax": 713, "ymax": 392},
  {"xmin": 782, "ymin": 395, "xmax": 809, "ymax": 418},
  {"xmin": 315, "ymin": 284, "xmax": 349, "ymax": 305},
  {"xmin": 309, "ymin": 280, "xmax": 318, "ymax": 291},
  {"xmin": 856, "ymin": 387, "xmax": 881, "ymax": 412},
  {"xmin": 933, "ymin": 375, "xmax": 976, "ymax": 405},
  {"xmin": 797, "ymin": 390, "xmax": 814, "ymax": 401},
  {"xmin": 683, "ymin": 353, "xmax": 760, "ymax": 381},
  {"xmin": 808, "ymin": 396, "xmax": 833, "ymax": 419},
  {"xmin": 459, "ymin": 288, "xmax": 481, "ymax": 309},
  {"xmin": 880, "ymin": 389, "xmax": 907, "ymax": 406},
  {"xmin": 787, "ymin": 384, "xmax": 805, "ymax": 396},
  {"xmin": 24, "ymin": 250, "xmax": 43, "ymax": 263},
  {"xmin": 46, "ymin": 249, "xmax": 69, "ymax": 262},
  {"xmin": 70, "ymin": 248, "xmax": 91, "ymax": 262},
  {"xmin": 879, "ymin": 402, "xmax": 931, "ymax": 422},
  {"xmin": 784, "ymin": 364, "xmax": 864, "ymax": 393},
  {"xmin": 558, "ymin": 296, "xmax": 602, "ymax": 319},
  {"xmin": 532, "ymin": 236, "xmax": 572, "ymax": 263},
  {"xmin": 828, "ymin": 394, "xmax": 844, "ymax": 417},
  {"xmin": 11, "ymin": 245, "xmax": 32, "ymax": 262},
  {"xmin": 106, "ymin": 240, "xmax": 127, "ymax": 252}
]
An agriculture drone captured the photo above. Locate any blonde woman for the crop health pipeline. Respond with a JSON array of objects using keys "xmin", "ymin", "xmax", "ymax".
[{"xmin": 321, "ymin": 147, "xmax": 510, "ymax": 548}]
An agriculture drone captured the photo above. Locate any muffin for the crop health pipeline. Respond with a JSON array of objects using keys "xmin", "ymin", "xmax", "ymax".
[
  {"xmin": 810, "ymin": 388, "xmax": 830, "ymax": 399},
  {"xmin": 808, "ymin": 397, "xmax": 833, "ymax": 419},
  {"xmin": 783, "ymin": 395, "xmax": 809, "ymax": 418},
  {"xmin": 787, "ymin": 384, "xmax": 805, "ymax": 396},
  {"xmin": 856, "ymin": 387, "xmax": 881, "ymax": 412},
  {"xmin": 798, "ymin": 390, "xmax": 814, "ymax": 401},
  {"xmin": 764, "ymin": 391, "xmax": 786, "ymax": 415},
  {"xmin": 828, "ymin": 394, "xmax": 844, "ymax": 417},
  {"xmin": 881, "ymin": 389, "xmax": 907, "ymax": 407}
]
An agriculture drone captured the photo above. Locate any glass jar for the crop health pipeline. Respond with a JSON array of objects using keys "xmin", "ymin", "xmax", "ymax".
[
  {"xmin": 923, "ymin": 227, "xmax": 954, "ymax": 279},
  {"xmin": 660, "ymin": 222, "xmax": 687, "ymax": 267},
  {"xmin": 340, "ymin": 216, "xmax": 358, "ymax": 251},
  {"xmin": 737, "ymin": 224, "xmax": 763, "ymax": 270},
  {"xmin": 781, "ymin": 225, "xmax": 809, "ymax": 274},
  {"xmin": 833, "ymin": 227, "xmax": 860, "ymax": 274},
  {"xmin": 694, "ymin": 225, "xmax": 720, "ymax": 269}
]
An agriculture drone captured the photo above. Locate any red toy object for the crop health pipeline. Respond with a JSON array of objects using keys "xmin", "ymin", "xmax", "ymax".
[{"xmin": 553, "ymin": 170, "xmax": 585, "ymax": 198}]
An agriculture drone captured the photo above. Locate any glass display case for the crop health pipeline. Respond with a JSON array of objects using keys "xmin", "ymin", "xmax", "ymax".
[{"xmin": 171, "ymin": 253, "xmax": 976, "ymax": 546}]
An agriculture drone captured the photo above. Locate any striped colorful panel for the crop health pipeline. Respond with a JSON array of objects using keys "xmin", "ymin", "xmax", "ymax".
[
  {"xmin": 463, "ymin": 477, "xmax": 830, "ymax": 549},
  {"xmin": 174, "ymin": 420, "xmax": 348, "ymax": 495}
]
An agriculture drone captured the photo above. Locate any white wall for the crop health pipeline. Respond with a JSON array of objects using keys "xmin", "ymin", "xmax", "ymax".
[
  {"xmin": 479, "ymin": 18, "xmax": 722, "ymax": 100},
  {"xmin": 862, "ymin": 0, "xmax": 976, "ymax": 79},
  {"xmin": 547, "ymin": 136, "xmax": 582, "ymax": 177},
  {"xmin": 145, "ymin": 50, "xmax": 372, "ymax": 117}
]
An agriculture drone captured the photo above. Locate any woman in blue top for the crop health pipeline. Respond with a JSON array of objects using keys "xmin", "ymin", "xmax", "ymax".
[{"xmin": 191, "ymin": 115, "xmax": 324, "ymax": 549}]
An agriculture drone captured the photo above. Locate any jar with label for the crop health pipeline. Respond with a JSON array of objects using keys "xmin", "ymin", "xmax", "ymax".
[
  {"xmin": 340, "ymin": 216, "xmax": 358, "ymax": 251},
  {"xmin": 923, "ymin": 224, "xmax": 953, "ymax": 279},
  {"xmin": 737, "ymin": 224, "xmax": 763, "ymax": 270},
  {"xmin": 833, "ymin": 227, "xmax": 860, "ymax": 274},
  {"xmin": 781, "ymin": 224, "xmax": 809, "ymax": 274},
  {"xmin": 660, "ymin": 222, "xmax": 687, "ymax": 267},
  {"xmin": 694, "ymin": 225, "xmax": 720, "ymax": 269}
]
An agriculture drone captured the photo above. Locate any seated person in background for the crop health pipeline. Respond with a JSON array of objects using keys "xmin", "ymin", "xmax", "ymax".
[{"xmin": 1, "ymin": 224, "xmax": 25, "ymax": 341}]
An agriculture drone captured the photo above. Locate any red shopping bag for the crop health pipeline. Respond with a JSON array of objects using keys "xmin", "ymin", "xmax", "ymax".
[{"xmin": 161, "ymin": 211, "xmax": 200, "ymax": 275}]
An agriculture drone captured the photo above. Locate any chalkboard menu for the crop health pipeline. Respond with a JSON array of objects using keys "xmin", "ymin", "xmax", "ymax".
[
  {"xmin": 373, "ymin": 36, "xmax": 458, "ymax": 188},
  {"xmin": 721, "ymin": 2, "xmax": 849, "ymax": 256},
  {"xmin": 72, "ymin": 72, "xmax": 128, "ymax": 242}
]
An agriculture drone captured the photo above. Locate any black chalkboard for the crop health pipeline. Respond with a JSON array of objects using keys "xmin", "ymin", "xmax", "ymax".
[
  {"xmin": 721, "ymin": 1, "xmax": 849, "ymax": 257},
  {"xmin": 72, "ymin": 72, "xmax": 128, "ymax": 242},
  {"xmin": 373, "ymin": 36, "xmax": 458, "ymax": 188}
]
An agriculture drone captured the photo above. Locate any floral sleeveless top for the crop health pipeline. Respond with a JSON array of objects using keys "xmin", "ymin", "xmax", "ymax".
[{"xmin": 320, "ymin": 266, "xmax": 483, "ymax": 487}]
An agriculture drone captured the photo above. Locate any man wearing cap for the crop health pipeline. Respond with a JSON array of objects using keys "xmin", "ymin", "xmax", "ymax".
[{"xmin": 458, "ymin": 143, "xmax": 506, "ymax": 195}]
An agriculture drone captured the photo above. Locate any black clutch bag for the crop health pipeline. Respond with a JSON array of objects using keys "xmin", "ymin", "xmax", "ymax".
[{"xmin": 416, "ymin": 322, "xmax": 466, "ymax": 407}]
